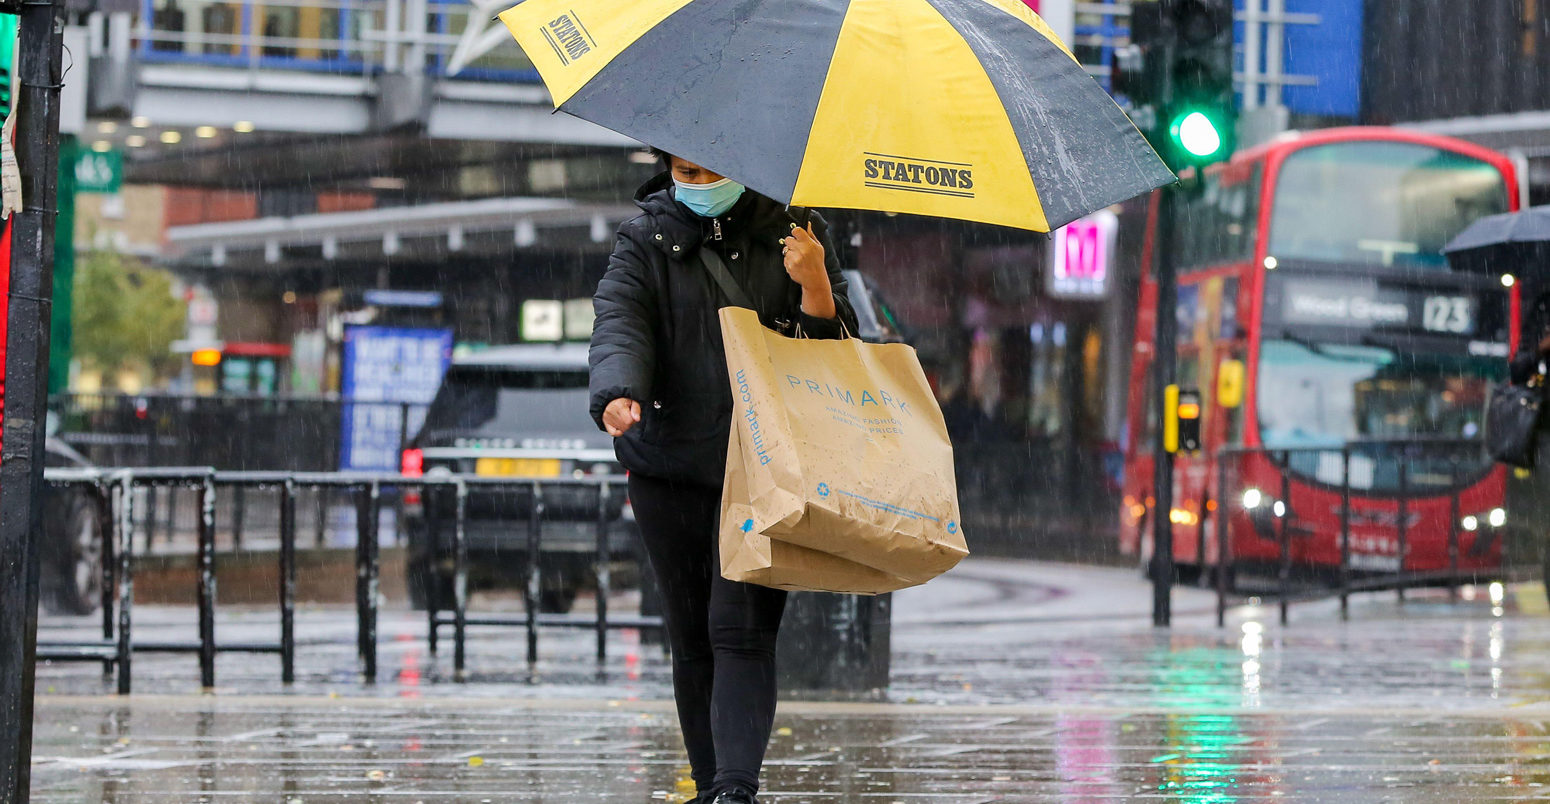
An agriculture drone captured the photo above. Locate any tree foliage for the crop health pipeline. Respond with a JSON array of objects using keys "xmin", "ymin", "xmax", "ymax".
[{"xmin": 71, "ymin": 248, "xmax": 186, "ymax": 380}]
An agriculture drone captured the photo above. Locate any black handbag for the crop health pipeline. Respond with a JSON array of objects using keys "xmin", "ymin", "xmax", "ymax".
[{"xmin": 1487, "ymin": 376, "xmax": 1543, "ymax": 468}]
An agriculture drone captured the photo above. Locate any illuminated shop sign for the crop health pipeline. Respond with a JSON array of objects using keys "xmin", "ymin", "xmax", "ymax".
[{"xmin": 1048, "ymin": 209, "xmax": 1116, "ymax": 300}]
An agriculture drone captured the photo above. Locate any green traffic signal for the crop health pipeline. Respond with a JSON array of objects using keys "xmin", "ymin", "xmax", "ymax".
[{"xmin": 1170, "ymin": 110, "xmax": 1225, "ymax": 159}]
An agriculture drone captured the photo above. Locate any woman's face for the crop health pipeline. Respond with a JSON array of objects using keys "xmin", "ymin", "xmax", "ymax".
[{"xmin": 669, "ymin": 156, "xmax": 725, "ymax": 185}]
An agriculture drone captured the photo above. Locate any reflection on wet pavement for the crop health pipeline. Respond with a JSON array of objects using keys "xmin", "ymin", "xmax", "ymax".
[
  {"xmin": 32, "ymin": 697, "xmax": 1550, "ymax": 801},
  {"xmin": 29, "ymin": 560, "xmax": 1550, "ymax": 801}
]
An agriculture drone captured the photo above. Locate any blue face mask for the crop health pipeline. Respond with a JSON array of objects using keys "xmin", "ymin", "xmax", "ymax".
[{"xmin": 674, "ymin": 176, "xmax": 746, "ymax": 218}]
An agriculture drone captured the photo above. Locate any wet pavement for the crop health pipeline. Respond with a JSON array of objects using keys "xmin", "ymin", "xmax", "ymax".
[{"xmin": 31, "ymin": 558, "xmax": 1550, "ymax": 801}]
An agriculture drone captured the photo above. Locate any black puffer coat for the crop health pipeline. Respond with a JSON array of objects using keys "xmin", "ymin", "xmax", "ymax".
[{"xmin": 589, "ymin": 173, "xmax": 858, "ymax": 488}]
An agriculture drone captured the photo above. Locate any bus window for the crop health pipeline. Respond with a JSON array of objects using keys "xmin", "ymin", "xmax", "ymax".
[
  {"xmin": 1171, "ymin": 167, "xmax": 1261, "ymax": 270},
  {"xmin": 1268, "ymin": 142, "xmax": 1508, "ymax": 270},
  {"xmin": 1136, "ymin": 359, "xmax": 1157, "ymax": 456}
]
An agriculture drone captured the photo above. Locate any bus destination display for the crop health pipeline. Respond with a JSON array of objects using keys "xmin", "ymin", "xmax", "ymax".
[{"xmin": 1270, "ymin": 278, "xmax": 1483, "ymax": 337}]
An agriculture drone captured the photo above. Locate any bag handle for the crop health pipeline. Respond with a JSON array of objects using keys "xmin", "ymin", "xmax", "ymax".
[
  {"xmin": 698, "ymin": 247, "xmax": 755, "ymax": 310},
  {"xmin": 793, "ymin": 316, "xmax": 854, "ymax": 341}
]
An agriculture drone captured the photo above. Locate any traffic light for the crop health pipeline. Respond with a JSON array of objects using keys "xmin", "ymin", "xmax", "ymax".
[
  {"xmin": 1123, "ymin": 0, "xmax": 1237, "ymax": 171},
  {"xmin": 1176, "ymin": 389, "xmax": 1202, "ymax": 453},
  {"xmin": 1162, "ymin": 385, "xmax": 1203, "ymax": 454}
]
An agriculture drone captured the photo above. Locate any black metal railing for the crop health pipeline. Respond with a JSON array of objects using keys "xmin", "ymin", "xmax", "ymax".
[
  {"xmin": 1210, "ymin": 438, "xmax": 1503, "ymax": 627},
  {"xmin": 35, "ymin": 468, "xmax": 655, "ymax": 693},
  {"xmin": 49, "ymin": 392, "xmax": 428, "ymax": 471}
]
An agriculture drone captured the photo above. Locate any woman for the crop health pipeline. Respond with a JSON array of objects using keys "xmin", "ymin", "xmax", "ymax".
[
  {"xmin": 1511, "ymin": 291, "xmax": 1550, "ymax": 388},
  {"xmin": 1509, "ymin": 289, "xmax": 1550, "ymax": 607},
  {"xmin": 589, "ymin": 150, "xmax": 857, "ymax": 804}
]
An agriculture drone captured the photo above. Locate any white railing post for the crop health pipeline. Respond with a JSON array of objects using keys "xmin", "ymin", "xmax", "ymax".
[
  {"xmin": 383, "ymin": 0, "xmax": 401, "ymax": 72},
  {"xmin": 1241, "ymin": 0, "xmax": 1261, "ymax": 109}
]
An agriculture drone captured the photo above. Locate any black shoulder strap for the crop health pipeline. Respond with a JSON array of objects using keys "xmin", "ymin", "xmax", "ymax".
[{"xmin": 698, "ymin": 246, "xmax": 755, "ymax": 309}]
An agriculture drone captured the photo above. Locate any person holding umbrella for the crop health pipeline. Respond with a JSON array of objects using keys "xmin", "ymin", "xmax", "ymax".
[
  {"xmin": 589, "ymin": 150, "xmax": 857, "ymax": 804},
  {"xmin": 1511, "ymin": 291, "xmax": 1550, "ymax": 387},
  {"xmin": 502, "ymin": 1, "xmax": 1172, "ymax": 800}
]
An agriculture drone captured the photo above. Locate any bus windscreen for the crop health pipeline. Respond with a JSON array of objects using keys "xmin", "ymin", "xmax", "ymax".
[{"xmin": 1268, "ymin": 142, "xmax": 1509, "ymax": 270}]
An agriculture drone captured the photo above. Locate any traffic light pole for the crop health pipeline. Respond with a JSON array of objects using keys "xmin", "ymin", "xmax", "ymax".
[
  {"xmin": 0, "ymin": 0, "xmax": 65, "ymax": 797},
  {"xmin": 1150, "ymin": 182, "xmax": 1179, "ymax": 628}
]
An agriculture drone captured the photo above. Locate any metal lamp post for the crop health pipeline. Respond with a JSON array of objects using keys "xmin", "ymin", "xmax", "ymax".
[{"xmin": 0, "ymin": 0, "xmax": 66, "ymax": 797}]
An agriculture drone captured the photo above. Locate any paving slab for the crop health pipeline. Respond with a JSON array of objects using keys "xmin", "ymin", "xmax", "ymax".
[{"xmin": 29, "ymin": 558, "xmax": 1550, "ymax": 801}]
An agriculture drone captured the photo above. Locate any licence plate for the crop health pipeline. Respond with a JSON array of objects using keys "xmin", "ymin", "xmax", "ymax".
[
  {"xmin": 474, "ymin": 458, "xmax": 562, "ymax": 477},
  {"xmin": 1347, "ymin": 553, "xmax": 1401, "ymax": 572}
]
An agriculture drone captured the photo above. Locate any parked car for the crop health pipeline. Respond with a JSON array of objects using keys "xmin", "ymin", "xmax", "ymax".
[
  {"xmin": 41, "ymin": 436, "xmax": 106, "ymax": 615},
  {"xmin": 400, "ymin": 343, "xmax": 637, "ymax": 613}
]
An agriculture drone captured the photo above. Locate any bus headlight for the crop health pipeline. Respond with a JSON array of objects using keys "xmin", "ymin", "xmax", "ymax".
[
  {"xmin": 1242, "ymin": 488, "xmax": 1263, "ymax": 510},
  {"xmin": 1272, "ymin": 500, "xmax": 1286, "ymax": 518},
  {"xmin": 1463, "ymin": 508, "xmax": 1508, "ymax": 532}
]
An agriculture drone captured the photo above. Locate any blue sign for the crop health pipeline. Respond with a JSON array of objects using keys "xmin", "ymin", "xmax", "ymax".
[
  {"xmin": 340, "ymin": 326, "xmax": 454, "ymax": 471},
  {"xmin": 1281, "ymin": 0, "xmax": 1363, "ymax": 119},
  {"xmin": 364, "ymin": 289, "xmax": 445, "ymax": 309}
]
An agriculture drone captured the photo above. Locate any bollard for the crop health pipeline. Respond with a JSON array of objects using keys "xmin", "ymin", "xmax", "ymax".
[
  {"xmin": 280, "ymin": 479, "xmax": 297, "ymax": 684},
  {"xmin": 776, "ymin": 593, "xmax": 891, "ymax": 693},
  {"xmin": 1339, "ymin": 448, "xmax": 1352, "ymax": 622}
]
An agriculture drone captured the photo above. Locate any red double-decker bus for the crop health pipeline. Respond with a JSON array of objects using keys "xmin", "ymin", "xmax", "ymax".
[{"xmin": 1120, "ymin": 127, "xmax": 1522, "ymax": 582}]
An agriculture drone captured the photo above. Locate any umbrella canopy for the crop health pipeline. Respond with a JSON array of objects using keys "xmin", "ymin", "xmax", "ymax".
[
  {"xmin": 499, "ymin": 0, "xmax": 1175, "ymax": 232},
  {"xmin": 1443, "ymin": 206, "xmax": 1550, "ymax": 277},
  {"xmin": 1444, "ymin": 206, "xmax": 1550, "ymax": 254}
]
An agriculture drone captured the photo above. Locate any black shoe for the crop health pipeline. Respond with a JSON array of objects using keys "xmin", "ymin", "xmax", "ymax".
[{"xmin": 711, "ymin": 789, "xmax": 757, "ymax": 804}]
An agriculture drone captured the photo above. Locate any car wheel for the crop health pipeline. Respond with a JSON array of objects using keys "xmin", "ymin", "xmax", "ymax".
[
  {"xmin": 43, "ymin": 493, "xmax": 103, "ymax": 616},
  {"xmin": 406, "ymin": 555, "xmax": 455, "ymax": 612},
  {"xmin": 538, "ymin": 573, "xmax": 580, "ymax": 614}
]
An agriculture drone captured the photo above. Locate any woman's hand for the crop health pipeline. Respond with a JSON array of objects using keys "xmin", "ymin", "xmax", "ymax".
[
  {"xmin": 784, "ymin": 223, "xmax": 835, "ymax": 319},
  {"xmin": 603, "ymin": 397, "xmax": 641, "ymax": 437}
]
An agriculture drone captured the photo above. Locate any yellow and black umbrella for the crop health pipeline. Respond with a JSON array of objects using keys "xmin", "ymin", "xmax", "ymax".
[{"xmin": 499, "ymin": 0, "xmax": 1174, "ymax": 232}]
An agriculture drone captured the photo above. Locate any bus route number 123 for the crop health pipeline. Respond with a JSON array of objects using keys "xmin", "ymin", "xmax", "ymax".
[{"xmin": 1422, "ymin": 295, "xmax": 1472, "ymax": 334}]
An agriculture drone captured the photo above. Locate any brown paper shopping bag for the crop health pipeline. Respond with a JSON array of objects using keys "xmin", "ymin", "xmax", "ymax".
[
  {"xmin": 718, "ymin": 307, "xmax": 968, "ymax": 593},
  {"xmin": 720, "ymin": 424, "xmax": 915, "ymax": 594}
]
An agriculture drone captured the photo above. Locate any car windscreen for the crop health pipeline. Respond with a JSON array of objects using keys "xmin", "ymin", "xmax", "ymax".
[{"xmin": 419, "ymin": 367, "xmax": 592, "ymax": 438}]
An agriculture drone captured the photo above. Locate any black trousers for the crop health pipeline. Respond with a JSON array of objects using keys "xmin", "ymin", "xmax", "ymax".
[{"xmin": 629, "ymin": 472, "xmax": 788, "ymax": 795}]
